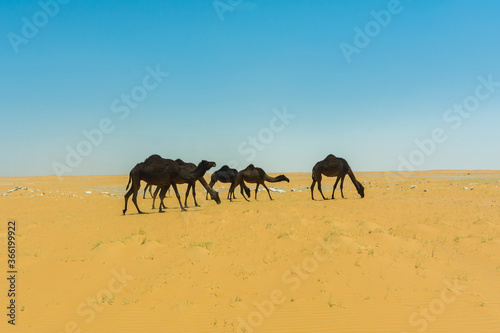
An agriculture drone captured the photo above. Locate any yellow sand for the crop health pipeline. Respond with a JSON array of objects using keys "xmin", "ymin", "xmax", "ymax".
[{"xmin": 0, "ymin": 171, "xmax": 499, "ymax": 333}]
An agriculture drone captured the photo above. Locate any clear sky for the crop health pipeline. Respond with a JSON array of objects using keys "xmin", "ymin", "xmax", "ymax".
[{"xmin": 1, "ymin": 0, "xmax": 499, "ymax": 176}]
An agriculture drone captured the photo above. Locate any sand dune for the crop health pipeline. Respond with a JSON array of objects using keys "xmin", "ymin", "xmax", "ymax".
[{"xmin": 0, "ymin": 171, "xmax": 499, "ymax": 332}]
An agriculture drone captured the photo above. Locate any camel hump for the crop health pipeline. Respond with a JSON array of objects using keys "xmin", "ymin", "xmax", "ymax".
[
  {"xmin": 175, "ymin": 158, "xmax": 186, "ymax": 165},
  {"xmin": 245, "ymin": 164, "xmax": 255, "ymax": 170},
  {"xmin": 144, "ymin": 154, "xmax": 163, "ymax": 164},
  {"xmin": 220, "ymin": 165, "xmax": 231, "ymax": 171}
]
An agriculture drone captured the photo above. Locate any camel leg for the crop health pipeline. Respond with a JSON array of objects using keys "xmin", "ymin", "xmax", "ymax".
[
  {"xmin": 192, "ymin": 181, "xmax": 200, "ymax": 207},
  {"xmin": 228, "ymin": 183, "xmax": 235, "ymax": 202},
  {"xmin": 311, "ymin": 179, "xmax": 316, "ymax": 200},
  {"xmin": 149, "ymin": 185, "xmax": 154, "ymax": 198},
  {"xmin": 184, "ymin": 183, "xmax": 191, "ymax": 208},
  {"xmin": 143, "ymin": 184, "xmax": 149, "ymax": 199},
  {"xmin": 172, "ymin": 183, "xmax": 187, "ymax": 212},
  {"xmin": 158, "ymin": 186, "xmax": 168, "ymax": 213},
  {"xmin": 332, "ymin": 176, "xmax": 341, "ymax": 199},
  {"xmin": 123, "ymin": 187, "xmax": 134, "ymax": 215},
  {"xmin": 255, "ymin": 183, "xmax": 260, "ymax": 200},
  {"xmin": 131, "ymin": 184, "xmax": 143, "ymax": 214},
  {"xmin": 152, "ymin": 186, "xmax": 162, "ymax": 209},
  {"xmin": 317, "ymin": 180, "xmax": 327, "ymax": 200},
  {"xmin": 228, "ymin": 181, "xmax": 236, "ymax": 199},
  {"xmin": 340, "ymin": 175, "xmax": 346, "ymax": 198},
  {"xmin": 262, "ymin": 183, "xmax": 273, "ymax": 200}
]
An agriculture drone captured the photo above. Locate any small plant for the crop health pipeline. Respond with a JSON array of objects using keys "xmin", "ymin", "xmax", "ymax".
[
  {"xmin": 190, "ymin": 241, "xmax": 213, "ymax": 249},
  {"xmin": 91, "ymin": 241, "xmax": 103, "ymax": 250},
  {"xmin": 277, "ymin": 231, "xmax": 290, "ymax": 239}
]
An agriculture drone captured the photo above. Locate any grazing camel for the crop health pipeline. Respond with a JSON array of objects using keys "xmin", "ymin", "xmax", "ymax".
[
  {"xmin": 310, "ymin": 154, "xmax": 365, "ymax": 200},
  {"xmin": 172, "ymin": 158, "xmax": 219, "ymax": 207},
  {"xmin": 228, "ymin": 164, "xmax": 290, "ymax": 201},
  {"xmin": 206, "ymin": 165, "xmax": 251, "ymax": 200},
  {"xmin": 148, "ymin": 156, "xmax": 221, "ymax": 210}
]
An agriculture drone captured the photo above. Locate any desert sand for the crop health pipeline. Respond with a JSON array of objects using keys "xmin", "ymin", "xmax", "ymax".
[{"xmin": 1, "ymin": 171, "xmax": 499, "ymax": 333}]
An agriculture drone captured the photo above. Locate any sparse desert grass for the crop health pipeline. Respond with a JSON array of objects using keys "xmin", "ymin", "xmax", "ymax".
[{"xmin": 189, "ymin": 241, "xmax": 213, "ymax": 249}]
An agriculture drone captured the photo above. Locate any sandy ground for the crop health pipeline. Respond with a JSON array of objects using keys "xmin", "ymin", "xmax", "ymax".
[{"xmin": 0, "ymin": 171, "xmax": 499, "ymax": 333}]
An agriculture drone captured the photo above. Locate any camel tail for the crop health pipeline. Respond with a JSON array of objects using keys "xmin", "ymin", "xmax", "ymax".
[
  {"xmin": 125, "ymin": 172, "xmax": 132, "ymax": 191},
  {"xmin": 311, "ymin": 164, "xmax": 319, "ymax": 181}
]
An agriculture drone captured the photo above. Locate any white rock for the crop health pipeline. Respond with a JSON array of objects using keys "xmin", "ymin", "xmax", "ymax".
[
  {"xmin": 410, "ymin": 185, "xmax": 417, "ymax": 189},
  {"xmin": 463, "ymin": 187, "xmax": 468, "ymax": 190},
  {"xmin": 85, "ymin": 191, "xmax": 92, "ymax": 194},
  {"xmin": 7, "ymin": 186, "xmax": 22, "ymax": 193}
]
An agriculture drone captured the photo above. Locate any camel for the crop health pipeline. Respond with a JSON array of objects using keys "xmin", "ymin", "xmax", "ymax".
[
  {"xmin": 228, "ymin": 164, "xmax": 289, "ymax": 201},
  {"xmin": 123, "ymin": 159, "xmax": 186, "ymax": 215},
  {"xmin": 310, "ymin": 154, "xmax": 365, "ymax": 200},
  {"xmin": 171, "ymin": 158, "xmax": 219, "ymax": 207},
  {"xmin": 206, "ymin": 165, "xmax": 251, "ymax": 200},
  {"xmin": 123, "ymin": 155, "xmax": 220, "ymax": 214},
  {"xmin": 148, "ymin": 156, "xmax": 221, "ymax": 210}
]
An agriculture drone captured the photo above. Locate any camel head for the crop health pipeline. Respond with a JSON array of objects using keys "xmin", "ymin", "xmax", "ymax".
[
  {"xmin": 198, "ymin": 160, "xmax": 217, "ymax": 171},
  {"xmin": 357, "ymin": 183, "xmax": 365, "ymax": 198},
  {"xmin": 210, "ymin": 191, "xmax": 221, "ymax": 204},
  {"xmin": 279, "ymin": 175, "xmax": 290, "ymax": 183}
]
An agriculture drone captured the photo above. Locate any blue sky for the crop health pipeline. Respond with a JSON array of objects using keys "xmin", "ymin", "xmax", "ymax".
[{"xmin": 1, "ymin": 0, "xmax": 499, "ymax": 176}]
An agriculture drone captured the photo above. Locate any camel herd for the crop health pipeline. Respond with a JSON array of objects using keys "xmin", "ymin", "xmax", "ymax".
[{"xmin": 123, "ymin": 154, "xmax": 365, "ymax": 215}]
